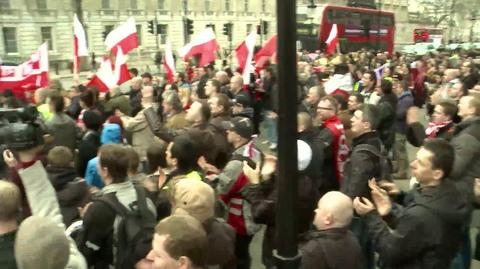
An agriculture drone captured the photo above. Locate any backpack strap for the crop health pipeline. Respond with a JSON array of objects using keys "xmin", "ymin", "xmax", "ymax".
[
  {"xmin": 353, "ymin": 143, "xmax": 388, "ymax": 180},
  {"xmin": 97, "ymin": 192, "xmax": 130, "ymax": 217}
]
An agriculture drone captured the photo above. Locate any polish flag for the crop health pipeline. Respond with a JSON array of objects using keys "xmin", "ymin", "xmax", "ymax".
[
  {"xmin": 73, "ymin": 14, "xmax": 88, "ymax": 74},
  {"xmin": 105, "ymin": 17, "xmax": 138, "ymax": 55},
  {"xmin": 0, "ymin": 43, "xmax": 49, "ymax": 97},
  {"xmin": 178, "ymin": 27, "xmax": 219, "ymax": 67},
  {"xmin": 254, "ymin": 35, "xmax": 277, "ymax": 70},
  {"xmin": 325, "ymin": 24, "xmax": 338, "ymax": 55},
  {"xmin": 236, "ymin": 31, "xmax": 257, "ymax": 85},
  {"xmin": 164, "ymin": 42, "xmax": 176, "ymax": 84},
  {"xmin": 114, "ymin": 47, "xmax": 131, "ymax": 85},
  {"xmin": 85, "ymin": 58, "xmax": 116, "ymax": 92}
]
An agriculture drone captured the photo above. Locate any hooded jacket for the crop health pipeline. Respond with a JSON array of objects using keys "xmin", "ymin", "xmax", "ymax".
[
  {"xmin": 47, "ymin": 166, "xmax": 90, "ymax": 226},
  {"xmin": 364, "ymin": 180, "xmax": 469, "ymax": 269}
]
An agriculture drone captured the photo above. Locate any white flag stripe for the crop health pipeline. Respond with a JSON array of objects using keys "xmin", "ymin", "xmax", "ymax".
[
  {"xmin": 73, "ymin": 14, "xmax": 89, "ymax": 56},
  {"xmin": 105, "ymin": 17, "xmax": 137, "ymax": 50}
]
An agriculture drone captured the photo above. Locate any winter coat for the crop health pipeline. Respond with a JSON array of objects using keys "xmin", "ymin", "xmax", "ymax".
[
  {"xmin": 341, "ymin": 131, "xmax": 383, "ymax": 200},
  {"xmin": 46, "ymin": 166, "xmax": 90, "ymax": 226},
  {"xmin": 77, "ymin": 130, "xmax": 101, "ymax": 178},
  {"xmin": 104, "ymin": 94, "xmax": 132, "ymax": 116},
  {"xmin": 18, "ymin": 161, "xmax": 88, "ymax": 269},
  {"xmin": 406, "ymin": 121, "xmax": 455, "ymax": 147},
  {"xmin": 244, "ymin": 173, "xmax": 319, "ymax": 268},
  {"xmin": 377, "ymin": 94, "xmax": 397, "ymax": 151},
  {"xmin": 365, "ymin": 180, "xmax": 469, "ymax": 269},
  {"xmin": 46, "ymin": 113, "xmax": 79, "ymax": 152},
  {"xmin": 78, "ymin": 181, "xmax": 157, "ymax": 268},
  {"xmin": 395, "ymin": 91, "xmax": 415, "ymax": 134},
  {"xmin": 165, "ymin": 111, "xmax": 189, "ymax": 130},
  {"xmin": 300, "ymin": 228, "xmax": 361, "ymax": 269},
  {"xmin": 203, "ymin": 218, "xmax": 236, "ymax": 269},
  {"xmin": 450, "ymin": 116, "xmax": 480, "ymax": 205},
  {"xmin": 129, "ymin": 88, "xmax": 143, "ymax": 117},
  {"xmin": 121, "ymin": 104, "xmax": 161, "ymax": 159}
]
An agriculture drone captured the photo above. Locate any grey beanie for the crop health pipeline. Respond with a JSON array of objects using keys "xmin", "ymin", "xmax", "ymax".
[{"xmin": 15, "ymin": 216, "xmax": 70, "ymax": 269}]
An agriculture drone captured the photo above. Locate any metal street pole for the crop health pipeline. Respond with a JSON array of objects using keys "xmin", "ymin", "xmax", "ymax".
[{"xmin": 274, "ymin": 0, "xmax": 300, "ymax": 268}]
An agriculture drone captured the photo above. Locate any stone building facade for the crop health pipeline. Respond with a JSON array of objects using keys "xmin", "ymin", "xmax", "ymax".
[{"xmin": 0, "ymin": 0, "xmax": 276, "ymax": 70}]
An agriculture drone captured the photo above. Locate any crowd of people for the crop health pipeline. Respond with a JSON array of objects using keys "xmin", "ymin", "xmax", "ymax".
[{"xmin": 0, "ymin": 47, "xmax": 479, "ymax": 269}]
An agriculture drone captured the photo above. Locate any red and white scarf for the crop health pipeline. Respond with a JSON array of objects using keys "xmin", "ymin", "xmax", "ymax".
[{"xmin": 425, "ymin": 121, "xmax": 451, "ymax": 138}]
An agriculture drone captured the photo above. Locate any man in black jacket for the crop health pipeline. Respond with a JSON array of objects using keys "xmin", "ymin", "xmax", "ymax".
[
  {"xmin": 354, "ymin": 139, "xmax": 469, "ymax": 269},
  {"xmin": 300, "ymin": 191, "xmax": 361, "ymax": 269},
  {"xmin": 341, "ymin": 104, "xmax": 384, "ymax": 269}
]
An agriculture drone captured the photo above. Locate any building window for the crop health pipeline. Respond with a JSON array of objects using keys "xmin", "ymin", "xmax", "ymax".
[
  {"xmin": 130, "ymin": 0, "xmax": 137, "ymax": 9},
  {"xmin": 247, "ymin": 24, "xmax": 252, "ymax": 34},
  {"xmin": 40, "ymin": 26, "xmax": 53, "ymax": 50},
  {"xmin": 105, "ymin": 25, "xmax": 114, "ymax": 34},
  {"xmin": 158, "ymin": 24, "xmax": 167, "ymax": 44},
  {"xmin": 261, "ymin": 0, "xmax": 266, "ymax": 12},
  {"xmin": 225, "ymin": 0, "xmax": 230, "ymax": 11},
  {"xmin": 158, "ymin": 0, "xmax": 165, "ymax": 9},
  {"xmin": 0, "ymin": 0, "xmax": 10, "ymax": 9},
  {"xmin": 136, "ymin": 25, "xmax": 142, "ymax": 45},
  {"xmin": 2, "ymin": 27, "xmax": 17, "ymax": 53},
  {"xmin": 37, "ymin": 0, "xmax": 47, "ymax": 9},
  {"xmin": 182, "ymin": 0, "xmax": 188, "ymax": 12},
  {"xmin": 244, "ymin": 0, "xmax": 249, "ymax": 12},
  {"xmin": 102, "ymin": 0, "xmax": 110, "ymax": 9},
  {"xmin": 205, "ymin": 0, "xmax": 211, "ymax": 12}
]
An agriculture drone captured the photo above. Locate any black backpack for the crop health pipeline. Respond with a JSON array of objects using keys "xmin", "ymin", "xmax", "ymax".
[
  {"xmin": 98, "ymin": 186, "xmax": 156, "ymax": 269},
  {"xmin": 353, "ymin": 143, "xmax": 393, "ymax": 181}
]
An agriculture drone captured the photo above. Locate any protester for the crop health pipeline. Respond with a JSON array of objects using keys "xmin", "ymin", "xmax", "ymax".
[
  {"xmin": 353, "ymin": 139, "xmax": 469, "ymax": 269},
  {"xmin": 300, "ymin": 191, "xmax": 361, "ymax": 269}
]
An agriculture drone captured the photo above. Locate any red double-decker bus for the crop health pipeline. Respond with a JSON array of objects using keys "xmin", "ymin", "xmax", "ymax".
[{"xmin": 317, "ymin": 5, "xmax": 395, "ymax": 54}]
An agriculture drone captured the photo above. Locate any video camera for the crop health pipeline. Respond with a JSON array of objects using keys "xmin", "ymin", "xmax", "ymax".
[{"xmin": 0, "ymin": 105, "xmax": 44, "ymax": 151}]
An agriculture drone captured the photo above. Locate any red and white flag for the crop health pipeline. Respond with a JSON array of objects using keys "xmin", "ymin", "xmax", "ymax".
[
  {"xmin": 325, "ymin": 24, "xmax": 338, "ymax": 55},
  {"xmin": 254, "ymin": 35, "xmax": 277, "ymax": 70},
  {"xmin": 73, "ymin": 14, "xmax": 88, "ymax": 74},
  {"xmin": 178, "ymin": 27, "xmax": 219, "ymax": 67},
  {"xmin": 114, "ymin": 47, "xmax": 131, "ymax": 85},
  {"xmin": 85, "ymin": 57, "xmax": 116, "ymax": 92},
  {"xmin": 0, "ymin": 42, "xmax": 49, "ymax": 96},
  {"xmin": 105, "ymin": 17, "xmax": 138, "ymax": 55},
  {"xmin": 164, "ymin": 42, "xmax": 176, "ymax": 84},
  {"xmin": 236, "ymin": 31, "xmax": 257, "ymax": 85}
]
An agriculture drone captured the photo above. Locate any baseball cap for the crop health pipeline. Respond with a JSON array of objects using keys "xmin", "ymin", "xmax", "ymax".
[
  {"xmin": 222, "ymin": 117, "xmax": 254, "ymax": 139},
  {"xmin": 171, "ymin": 178, "xmax": 215, "ymax": 223}
]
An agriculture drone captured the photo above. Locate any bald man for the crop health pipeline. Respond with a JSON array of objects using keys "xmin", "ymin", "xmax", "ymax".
[{"xmin": 300, "ymin": 191, "xmax": 361, "ymax": 269}]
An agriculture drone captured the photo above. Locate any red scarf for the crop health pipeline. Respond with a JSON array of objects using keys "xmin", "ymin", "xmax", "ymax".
[{"xmin": 425, "ymin": 121, "xmax": 451, "ymax": 138}]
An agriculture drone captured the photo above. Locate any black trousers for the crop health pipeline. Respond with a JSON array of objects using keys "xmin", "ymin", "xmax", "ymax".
[{"xmin": 235, "ymin": 233, "xmax": 253, "ymax": 269}]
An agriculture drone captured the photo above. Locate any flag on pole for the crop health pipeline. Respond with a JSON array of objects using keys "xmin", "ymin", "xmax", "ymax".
[
  {"xmin": 105, "ymin": 17, "xmax": 138, "ymax": 55},
  {"xmin": 178, "ymin": 27, "xmax": 219, "ymax": 67},
  {"xmin": 73, "ymin": 14, "xmax": 89, "ymax": 74},
  {"xmin": 254, "ymin": 35, "xmax": 277, "ymax": 70},
  {"xmin": 0, "ymin": 43, "xmax": 49, "ymax": 96},
  {"xmin": 113, "ymin": 47, "xmax": 131, "ymax": 85},
  {"xmin": 164, "ymin": 42, "xmax": 176, "ymax": 84},
  {"xmin": 236, "ymin": 31, "xmax": 257, "ymax": 85},
  {"xmin": 85, "ymin": 57, "xmax": 116, "ymax": 92},
  {"xmin": 325, "ymin": 24, "xmax": 338, "ymax": 55},
  {"xmin": 374, "ymin": 63, "xmax": 389, "ymax": 82}
]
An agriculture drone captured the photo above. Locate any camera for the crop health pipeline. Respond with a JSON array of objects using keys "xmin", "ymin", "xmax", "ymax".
[{"xmin": 0, "ymin": 105, "xmax": 44, "ymax": 151}]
